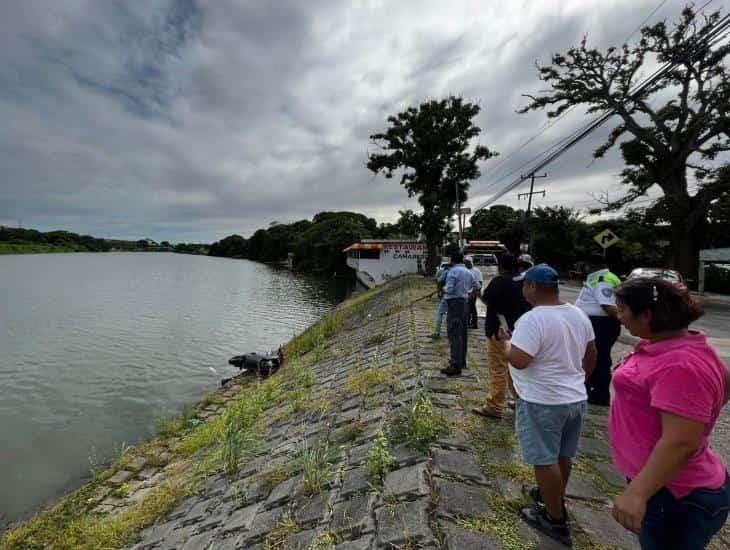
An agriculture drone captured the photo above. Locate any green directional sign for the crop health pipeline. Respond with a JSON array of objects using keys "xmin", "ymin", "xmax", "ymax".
[{"xmin": 594, "ymin": 229, "xmax": 620, "ymax": 249}]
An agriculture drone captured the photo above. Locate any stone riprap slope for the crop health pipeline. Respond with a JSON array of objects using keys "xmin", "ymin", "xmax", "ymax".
[
  {"xmin": 132, "ymin": 276, "xmax": 643, "ymax": 550},
  {"xmin": 6, "ymin": 276, "xmax": 727, "ymax": 550}
]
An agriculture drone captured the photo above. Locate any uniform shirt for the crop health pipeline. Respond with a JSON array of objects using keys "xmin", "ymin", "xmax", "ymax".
[
  {"xmin": 444, "ymin": 263, "xmax": 475, "ymax": 300},
  {"xmin": 469, "ymin": 267, "xmax": 484, "ymax": 291},
  {"xmin": 509, "ymin": 303, "xmax": 595, "ymax": 405},
  {"xmin": 575, "ymin": 269, "xmax": 621, "ymax": 317},
  {"xmin": 609, "ymin": 331, "xmax": 727, "ymax": 498}
]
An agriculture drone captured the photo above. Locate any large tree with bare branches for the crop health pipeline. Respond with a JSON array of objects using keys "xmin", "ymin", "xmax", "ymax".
[
  {"xmin": 520, "ymin": 6, "xmax": 730, "ymax": 279},
  {"xmin": 367, "ymin": 96, "xmax": 497, "ymax": 272}
]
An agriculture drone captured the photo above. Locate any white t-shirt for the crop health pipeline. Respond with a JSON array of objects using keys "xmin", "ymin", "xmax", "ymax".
[
  {"xmin": 574, "ymin": 269, "xmax": 620, "ymax": 317},
  {"xmin": 509, "ymin": 303, "xmax": 595, "ymax": 405}
]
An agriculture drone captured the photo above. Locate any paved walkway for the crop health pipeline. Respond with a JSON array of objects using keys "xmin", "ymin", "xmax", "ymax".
[{"xmin": 129, "ymin": 277, "xmax": 728, "ymax": 550}]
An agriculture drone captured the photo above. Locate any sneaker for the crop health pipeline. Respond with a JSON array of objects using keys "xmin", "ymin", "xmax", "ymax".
[
  {"xmin": 440, "ymin": 366, "xmax": 462, "ymax": 377},
  {"xmin": 524, "ymin": 486, "xmax": 568, "ymax": 516},
  {"xmin": 520, "ymin": 506, "xmax": 572, "ymax": 547},
  {"xmin": 524, "ymin": 485, "xmax": 543, "ymax": 505},
  {"xmin": 471, "ymin": 406, "xmax": 504, "ymax": 420},
  {"xmin": 428, "ymin": 333, "xmax": 441, "ymax": 339}
]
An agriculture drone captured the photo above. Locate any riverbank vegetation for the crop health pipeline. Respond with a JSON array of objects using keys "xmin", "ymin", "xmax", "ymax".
[
  {"xmin": 209, "ymin": 210, "xmax": 421, "ymax": 275},
  {"xmin": 0, "ymin": 227, "xmax": 171, "ymax": 255}
]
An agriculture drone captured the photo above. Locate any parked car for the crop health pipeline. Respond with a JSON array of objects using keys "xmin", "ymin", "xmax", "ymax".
[
  {"xmin": 470, "ymin": 253, "xmax": 499, "ymax": 278},
  {"xmin": 626, "ymin": 267, "xmax": 684, "ymax": 284}
]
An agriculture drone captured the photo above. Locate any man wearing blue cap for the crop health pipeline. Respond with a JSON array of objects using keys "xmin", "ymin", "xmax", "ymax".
[{"xmin": 502, "ymin": 264, "xmax": 597, "ymax": 546}]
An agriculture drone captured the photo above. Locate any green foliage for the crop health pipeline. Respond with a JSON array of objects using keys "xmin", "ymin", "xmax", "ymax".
[
  {"xmin": 0, "ymin": 481, "xmax": 188, "ymax": 550},
  {"xmin": 0, "ymin": 227, "xmax": 150, "ymax": 254},
  {"xmin": 367, "ymin": 95, "xmax": 498, "ymax": 271},
  {"xmin": 208, "ymin": 234, "xmax": 248, "ymax": 258},
  {"xmin": 520, "ymin": 5, "xmax": 730, "ymax": 277},
  {"xmin": 467, "ymin": 205, "xmax": 526, "ymax": 251},
  {"xmin": 391, "ymin": 390, "xmax": 447, "ymax": 452},
  {"xmin": 365, "ymin": 431, "xmax": 396, "ymax": 485},
  {"xmin": 155, "ymin": 406, "xmax": 197, "ymax": 438},
  {"xmin": 263, "ymin": 513, "xmax": 299, "ymax": 550},
  {"xmin": 296, "ymin": 440, "xmax": 339, "ymax": 495}
]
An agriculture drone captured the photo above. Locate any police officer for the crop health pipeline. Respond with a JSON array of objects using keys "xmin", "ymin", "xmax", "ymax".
[{"xmin": 574, "ymin": 254, "xmax": 622, "ymax": 406}]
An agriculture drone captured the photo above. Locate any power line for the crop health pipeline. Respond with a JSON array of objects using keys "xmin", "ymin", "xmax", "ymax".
[
  {"xmin": 473, "ymin": 13, "xmax": 730, "ymax": 211},
  {"xmin": 476, "ymin": 0, "xmax": 674, "ymax": 194}
]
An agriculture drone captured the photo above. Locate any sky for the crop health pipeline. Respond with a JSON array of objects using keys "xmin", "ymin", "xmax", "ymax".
[{"xmin": 0, "ymin": 0, "xmax": 721, "ymax": 243}]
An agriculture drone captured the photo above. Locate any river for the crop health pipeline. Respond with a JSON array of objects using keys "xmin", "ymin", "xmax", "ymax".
[{"xmin": 0, "ymin": 252, "xmax": 344, "ymax": 528}]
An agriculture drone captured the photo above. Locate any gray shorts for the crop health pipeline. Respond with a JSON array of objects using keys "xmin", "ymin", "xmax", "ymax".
[{"xmin": 515, "ymin": 399, "xmax": 587, "ymax": 465}]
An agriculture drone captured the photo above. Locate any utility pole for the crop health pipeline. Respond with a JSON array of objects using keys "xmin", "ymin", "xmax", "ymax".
[{"xmin": 518, "ymin": 172, "xmax": 547, "ymax": 252}]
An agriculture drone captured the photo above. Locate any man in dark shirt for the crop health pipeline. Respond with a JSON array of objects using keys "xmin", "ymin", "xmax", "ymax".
[{"xmin": 472, "ymin": 253, "xmax": 531, "ymax": 418}]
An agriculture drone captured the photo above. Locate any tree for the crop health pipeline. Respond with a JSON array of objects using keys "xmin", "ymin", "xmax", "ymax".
[
  {"xmin": 467, "ymin": 205, "xmax": 525, "ymax": 251},
  {"xmin": 519, "ymin": 6, "xmax": 730, "ymax": 279},
  {"xmin": 367, "ymin": 96, "xmax": 498, "ymax": 272},
  {"xmin": 530, "ymin": 206, "xmax": 584, "ymax": 271}
]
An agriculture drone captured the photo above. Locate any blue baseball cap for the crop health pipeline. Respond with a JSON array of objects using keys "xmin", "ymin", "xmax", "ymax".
[{"xmin": 513, "ymin": 263, "xmax": 560, "ymax": 284}]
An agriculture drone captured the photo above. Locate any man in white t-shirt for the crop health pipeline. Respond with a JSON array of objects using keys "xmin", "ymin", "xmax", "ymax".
[{"xmin": 503, "ymin": 264, "xmax": 597, "ymax": 546}]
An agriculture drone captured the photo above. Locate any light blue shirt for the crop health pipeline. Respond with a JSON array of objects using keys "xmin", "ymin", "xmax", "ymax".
[{"xmin": 444, "ymin": 264, "xmax": 476, "ymax": 300}]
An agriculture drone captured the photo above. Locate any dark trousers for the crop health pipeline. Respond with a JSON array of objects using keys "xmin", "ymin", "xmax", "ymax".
[
  {"xmin": 586, "ymin": 315, "xmax": 621, "ymax": 405},
  {"xmin": 447, "ymin": 298, "xmax": 468, "ymax": 368},
  {"xmin": 639, "ymin": 474, "xmax": 730, "ymax": 549},
  {"xmin": 468, "ymin": 294, "xmax": 478, "ymax": 328}
]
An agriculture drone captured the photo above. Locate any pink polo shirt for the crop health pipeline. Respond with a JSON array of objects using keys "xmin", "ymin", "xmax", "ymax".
[{"xmin": 608, "ymin": 331, "xmax": 727, "ymax": 499}]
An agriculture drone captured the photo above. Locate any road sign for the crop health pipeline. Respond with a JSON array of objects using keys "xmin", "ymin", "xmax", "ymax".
[{"xmin": 594, "ymin": 229, "xmax": 620, "ymax": 249}]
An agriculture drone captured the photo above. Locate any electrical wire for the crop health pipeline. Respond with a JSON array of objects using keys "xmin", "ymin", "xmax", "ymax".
[{"xmin": 473, "ymin": 13, "xmax": 730, "ymax": 211}]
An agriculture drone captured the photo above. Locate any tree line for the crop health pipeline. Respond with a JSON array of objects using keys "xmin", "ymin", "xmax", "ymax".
[
  {"xmin": 208, "ymin": 210, "xmax": 421, "ymax": 275},
  {"xmin": 0, "ymin": 227, "xmax": 138, "ymax": 253}
]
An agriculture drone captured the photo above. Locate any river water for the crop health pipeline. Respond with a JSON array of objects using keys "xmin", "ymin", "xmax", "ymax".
[{"xmin": 0, "ymin": 253, "xmax": 342, "ymax": 527}]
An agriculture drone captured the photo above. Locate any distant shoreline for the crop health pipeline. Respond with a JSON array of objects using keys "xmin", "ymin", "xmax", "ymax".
[{"xmin": 0, "ymin": 244, "xmax": 174, "ymax": 255}]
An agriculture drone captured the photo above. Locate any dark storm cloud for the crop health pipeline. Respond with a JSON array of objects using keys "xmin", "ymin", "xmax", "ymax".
[{"xmin": 0, "ymin": 0, "xmax": 699, "ymax": 241}]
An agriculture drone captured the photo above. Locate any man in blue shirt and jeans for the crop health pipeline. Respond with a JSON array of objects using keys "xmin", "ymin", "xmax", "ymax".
[{"xmin": 441, "ymin": 250, "xmax": 476, "ymax": 376}]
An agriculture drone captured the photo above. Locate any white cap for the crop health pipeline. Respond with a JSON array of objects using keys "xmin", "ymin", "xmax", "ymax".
[{"xmin": 517, "ymin": 253, "xmax": 534, "ymax": 266}]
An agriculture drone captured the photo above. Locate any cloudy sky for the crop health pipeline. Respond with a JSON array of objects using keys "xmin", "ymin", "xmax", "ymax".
[{"xmin": 0, "ymin": 0, "xmax": 713, "ymax": 242}]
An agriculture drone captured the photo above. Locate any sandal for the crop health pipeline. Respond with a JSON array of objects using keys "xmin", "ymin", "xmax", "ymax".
[{"xmin": 471, "ymin": 406, "xmax": 504, "ymax": 419}]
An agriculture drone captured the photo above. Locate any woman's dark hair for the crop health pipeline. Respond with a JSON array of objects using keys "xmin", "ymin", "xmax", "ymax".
[
  {"xmin": 615, "ymin": 278, "xmax": 704, "ymax": 332},
  {"xmin": 499, "ymin": 253, "xmax": 517, "ymax": 272}
]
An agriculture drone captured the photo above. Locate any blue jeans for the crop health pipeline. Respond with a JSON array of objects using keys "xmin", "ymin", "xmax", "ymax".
[
  {"xmin": 434, "ymin": 298, "xmax": 448, "ymax": 335},
  {"xmin": 639, "ymin": 474, "xmax": 730, "ymax": 549}
]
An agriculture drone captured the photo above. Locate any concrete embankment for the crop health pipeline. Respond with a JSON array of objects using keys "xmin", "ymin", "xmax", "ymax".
[{"xmin": 3, "ymin": 276, "xmax": 728, "ymax": 549}]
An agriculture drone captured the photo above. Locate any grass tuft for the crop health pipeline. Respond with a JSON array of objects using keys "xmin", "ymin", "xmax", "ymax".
[
  {"xmin": 365, "ymin": 430, "xmax": 396, "ymax": 485},
  {"xmin": 262, "ymin": 513, "xmax": 299, "ymax": 550},
  {"xmin": 296, "ymin": 440, "xmax": 339, "ymax": 495},
  {"xmin": 391, "ymin": 390, "xmax": 447, "ymax": 452},
  {"xmin": 1, "ymin": 481, "xmax": 188, "ymax": 550}
]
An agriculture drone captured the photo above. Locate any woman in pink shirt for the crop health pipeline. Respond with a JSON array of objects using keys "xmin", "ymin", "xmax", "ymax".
[{"xmin": 609, "ymin": 278, "xmax": 729, "ymax": 549}]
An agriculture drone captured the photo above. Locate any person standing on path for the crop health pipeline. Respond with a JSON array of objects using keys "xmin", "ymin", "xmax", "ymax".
[
  {"xmin": 440, "ymin": 250, "xmax": 474, "ymax": 377},
  {"xmin": 502, "ymin": 264, "xmax": 597, "ymax": 546},
  {"xmin": 429, "ymin": 261, "xmax": 451, "ymax": 339},
  {"xmin": 609, "ymin": 278, "xmax": 730, "ymax": 549},
  {"xmin": 574, "ymin": 256, "xmax": 622, "ymax": 406},
  {"xmin": 472, "ymin": 253, "xmax": 530, "ymax": 419},
  {"xmin": 465, "ymin": 256, "xmax": 483, "ymax": 329}
]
